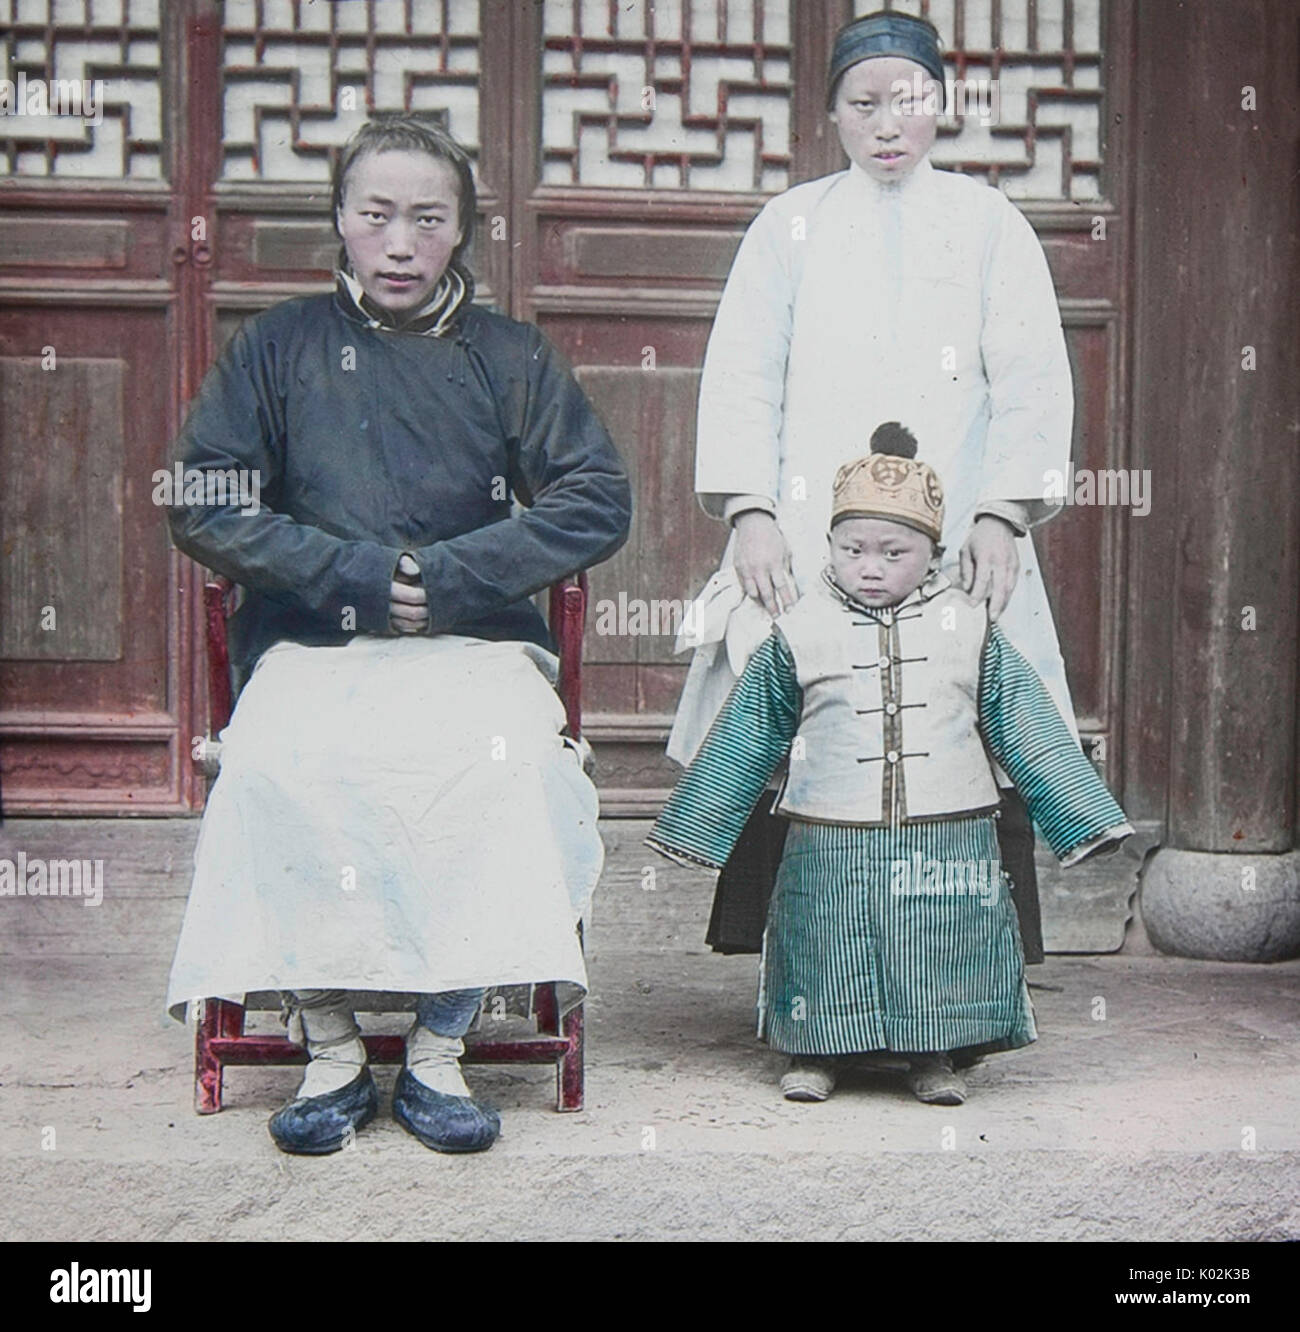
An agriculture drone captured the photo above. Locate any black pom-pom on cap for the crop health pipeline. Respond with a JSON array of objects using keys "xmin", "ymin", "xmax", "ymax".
[{"xmin": 869, "ymin": 422, "xmax": 918, "ymax": 459}]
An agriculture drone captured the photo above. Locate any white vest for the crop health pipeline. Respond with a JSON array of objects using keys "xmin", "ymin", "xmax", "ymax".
[{"xmin": 775, "ymin": 573, "xmax": 1002, "ymax": 825}]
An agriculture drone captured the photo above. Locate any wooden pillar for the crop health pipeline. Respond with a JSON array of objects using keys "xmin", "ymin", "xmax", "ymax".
[
  {"xmin": 1132, "ymin": 0, "xmax": 1300, "ymax": 959},
  {"xmin": 789, "ymin": 0, "xmax": 852, "ymax": 184}
]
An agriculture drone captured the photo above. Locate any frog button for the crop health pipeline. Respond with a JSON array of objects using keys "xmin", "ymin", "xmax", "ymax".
[
  {"xmin": 886, "ymin": 750, "xmax": 899, "ymax": 764},
  {"xmin": 878, "ymin": 655, "xmax": 891, "ymax": 669},
  {"xmin": 885, "ymin": 702, "xmax": 898, "ymax": 716}
]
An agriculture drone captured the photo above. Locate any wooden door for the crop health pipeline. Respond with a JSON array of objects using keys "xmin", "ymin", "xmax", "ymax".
[
  {"xmin": 0, "ymin": 0, "xmax": 1133, "ymax": 819},
  {"xmin": 0, "ymin": 0, "xmax": 193, "ymax": 813}
]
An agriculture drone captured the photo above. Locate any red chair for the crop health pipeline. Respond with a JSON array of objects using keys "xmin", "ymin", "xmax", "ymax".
[{"xmin": 191, "ymin": 573, "xmax": 589, "ymax": 1115}]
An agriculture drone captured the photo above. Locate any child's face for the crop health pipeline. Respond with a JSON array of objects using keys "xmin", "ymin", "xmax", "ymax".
[{"xmin": 828, "ymin": 517, "xmax": 934, "ymax": 607}]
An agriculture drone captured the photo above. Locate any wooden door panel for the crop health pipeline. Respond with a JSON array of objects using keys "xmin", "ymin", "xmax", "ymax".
[
  {"xmin": 536, "ymin": 216, "xmax": 749, "ymax": 804},
  {"xmin": 538, "ymin": 213, "xmax": 747, "ymax": 290},
  {"xmin": 0, "ymin": 0, "xmax": 182, "ymax": 812},
  {"xmin": 0, "ymin": 307, "xmax": 174, "ymax": 690},
  {"xmin": 1038, "ymin": 317, "xmax": 1123, "ymax": 737},
  {"xmin": 0, "ymin": 301, "xmax": 177, "ymax": 809},
  {"xmin": 571, "ymin": 365, "xmax": 725, "ymax": 715},
  {"xmin": 1, "ymin": 355, "xmax": 125, "ymax": 661}
]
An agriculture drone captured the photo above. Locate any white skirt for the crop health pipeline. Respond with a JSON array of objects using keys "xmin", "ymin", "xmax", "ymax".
[{"xmin": 165, "ymin": 634, "xmax": 603, "ymax": 1020}]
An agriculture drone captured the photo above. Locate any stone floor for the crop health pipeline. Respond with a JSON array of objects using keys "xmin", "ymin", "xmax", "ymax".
[{"xmin": 2, "ymin": 817, "xmax": 1298, "ymax": 1241}]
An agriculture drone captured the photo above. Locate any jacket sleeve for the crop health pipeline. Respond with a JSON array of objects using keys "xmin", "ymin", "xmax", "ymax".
[
  {"xmin": 647, "ymin": 630, "xmax": 801, "ymax": 870},
  {"xmin": 977, "ymin": 623, "xmax": 1133, "ymax": 865},
  {"xmin": 693, "ymin": 200, "xmax": 795, "ymax": 519},
  {"xmin": 977, "ymin": 194, "xmax": 1075, "ymax": 530},
  {"xmin": 410, "ymin": 327, "xmax": 632, "ymax": 633},
  {"xmin": 167, "ymin": 318, "xmax": 400, "ymax": 633}
]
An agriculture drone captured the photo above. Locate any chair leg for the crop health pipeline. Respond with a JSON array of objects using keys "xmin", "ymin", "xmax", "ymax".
[
  {"xmin": 194, "ymin": 998, "xmax": 245, "ymax": 1115},
  {"xmin": 533, "ymin": 981, "xmax": 558, "ymax": 1035},
  {"xmin": 217, "ymin": 999, "xmax": 246, "ymax": 1038},
  {"xmin": 195, "ymin": 1000, "xmax": 222, "ymax": 1114},
  {"xmin": 558, "ymin": 999, "xmax": 584, "ymax": 1113}
]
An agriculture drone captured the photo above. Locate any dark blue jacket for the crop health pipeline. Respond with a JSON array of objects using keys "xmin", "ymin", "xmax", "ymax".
[{"xmin": 169, "ymin": 289, "xmax": 632, "ymax": 684}]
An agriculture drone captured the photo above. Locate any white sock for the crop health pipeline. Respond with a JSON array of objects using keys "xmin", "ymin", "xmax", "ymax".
[
  {"xmin": 406, "ymin": 1022, "xmax": 471, "ymax": 1098},
  {"xmin": 289, "ymin": 991, "xmax": 367, "ymax": 1099}
]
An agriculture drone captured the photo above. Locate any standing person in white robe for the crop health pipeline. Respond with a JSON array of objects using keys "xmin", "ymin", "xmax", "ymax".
[{"xmin": 667, "ymin": 10, "xmax": 1076, "ymax": 962}]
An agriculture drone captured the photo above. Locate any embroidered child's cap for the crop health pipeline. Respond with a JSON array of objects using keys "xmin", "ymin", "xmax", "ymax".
[{"xmin": 831, "ymin": 422, "xmax": 945, "ymax": 541}]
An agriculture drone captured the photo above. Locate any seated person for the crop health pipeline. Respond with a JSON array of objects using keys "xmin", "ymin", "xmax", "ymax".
[{"xmin": 164, "ymin": 115, "xmax": 631, "ymax": 1155}]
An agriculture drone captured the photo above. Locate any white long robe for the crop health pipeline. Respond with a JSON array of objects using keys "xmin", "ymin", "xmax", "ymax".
[
  {"xmin": 668, "ymin": 156, "xmax": 1077, "ymax": 766},
  {"xmin": 166, "ymin": 635, "xmax": 602, "ymax": 1020}
]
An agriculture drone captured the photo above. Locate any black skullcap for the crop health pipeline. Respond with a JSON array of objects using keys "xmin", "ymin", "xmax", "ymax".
[{"xmin": 827, "ymin": 10, "xmax": 945, "ymax": 109}]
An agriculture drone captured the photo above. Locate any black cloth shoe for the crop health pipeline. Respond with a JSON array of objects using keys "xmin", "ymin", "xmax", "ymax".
[
  {"xmin": 391, "ymin": 1067, "xmax": 500, "ymax": 1153},
  {"xmin": 268, "ymin": 1067, "xmax": 379, "ymax": 1155}
]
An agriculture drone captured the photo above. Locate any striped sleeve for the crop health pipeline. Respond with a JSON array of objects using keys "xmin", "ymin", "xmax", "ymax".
[
  {"xmin": 978, "ymin": 624, "xmax": 1133, "ymax": 865},
  {"xmin": 647, "ymin": 630, "xmax": 802, "ymax": 870}
]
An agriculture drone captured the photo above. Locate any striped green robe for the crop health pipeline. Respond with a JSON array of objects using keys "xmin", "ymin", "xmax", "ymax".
[{"xmin": 648, "ymin": 625, "xmax": 1130, "ymax": 1056}]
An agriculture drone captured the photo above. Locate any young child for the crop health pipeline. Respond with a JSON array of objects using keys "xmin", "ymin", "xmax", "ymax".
[{"xmin": 648, "ymin": 424, "xmax": 1133, "ymax": 1105}]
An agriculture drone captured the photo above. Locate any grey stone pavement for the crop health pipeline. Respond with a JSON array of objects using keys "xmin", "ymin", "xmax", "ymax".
[{"xmin": 2, "ymin": 817, "xmax": 1298, "ymax": 1242}]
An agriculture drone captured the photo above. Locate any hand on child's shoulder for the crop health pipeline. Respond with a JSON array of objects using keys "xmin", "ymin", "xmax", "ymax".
[{"xmin": 950, "ymin": 583, "xmax": 987, "ymax": 611}]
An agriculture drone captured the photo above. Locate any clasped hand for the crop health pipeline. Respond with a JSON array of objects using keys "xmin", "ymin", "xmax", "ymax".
[{"xmin": 389, "ymin": 553, "xmax": 429, "ymax": 634}]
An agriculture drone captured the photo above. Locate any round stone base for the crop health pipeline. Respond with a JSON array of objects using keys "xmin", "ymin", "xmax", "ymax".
[{"xmin": 1140, "ymin": 847, "xmax": 1300, "ymax": 961}]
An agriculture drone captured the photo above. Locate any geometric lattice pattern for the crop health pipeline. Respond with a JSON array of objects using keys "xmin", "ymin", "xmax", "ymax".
[
  {"xmin": 0, "ymin": 0, "xmax": 164, "ymax": 179},
  {"xmin": 541, "ymin": 0, "xmax": 791, "ymax": 191},
  {"xmin": 860, "ymin": 0, "xmax": 1103, "ymax": 201},
  {"xmin": 221, "ymin": 0, "xmax": 480, "ymax": 182}
]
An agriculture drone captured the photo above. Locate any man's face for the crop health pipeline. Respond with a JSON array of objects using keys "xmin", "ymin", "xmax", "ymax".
[
  {"xmin": 828, "ymin": 516, "xmax": 934, "ymax": 607},
  {"xmin": 337, "ymin": 149, "xmax": 463, "ymax": 318},
  {"xmin": 829, "ymin": 56, "xmax": 940, "ymax": 183}
]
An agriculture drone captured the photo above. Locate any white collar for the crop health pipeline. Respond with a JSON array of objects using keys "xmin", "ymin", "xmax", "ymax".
[
  {"xmin": 336, "ymin": 266, "xmax": 466, "ymax": 336},
  {"xmin": 821, "ymin": 563, "xmax": 951, "ymax": 616},
  {"xmin": 846, "ymin": 154, "xmax": 936, "ymax": 202}
]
